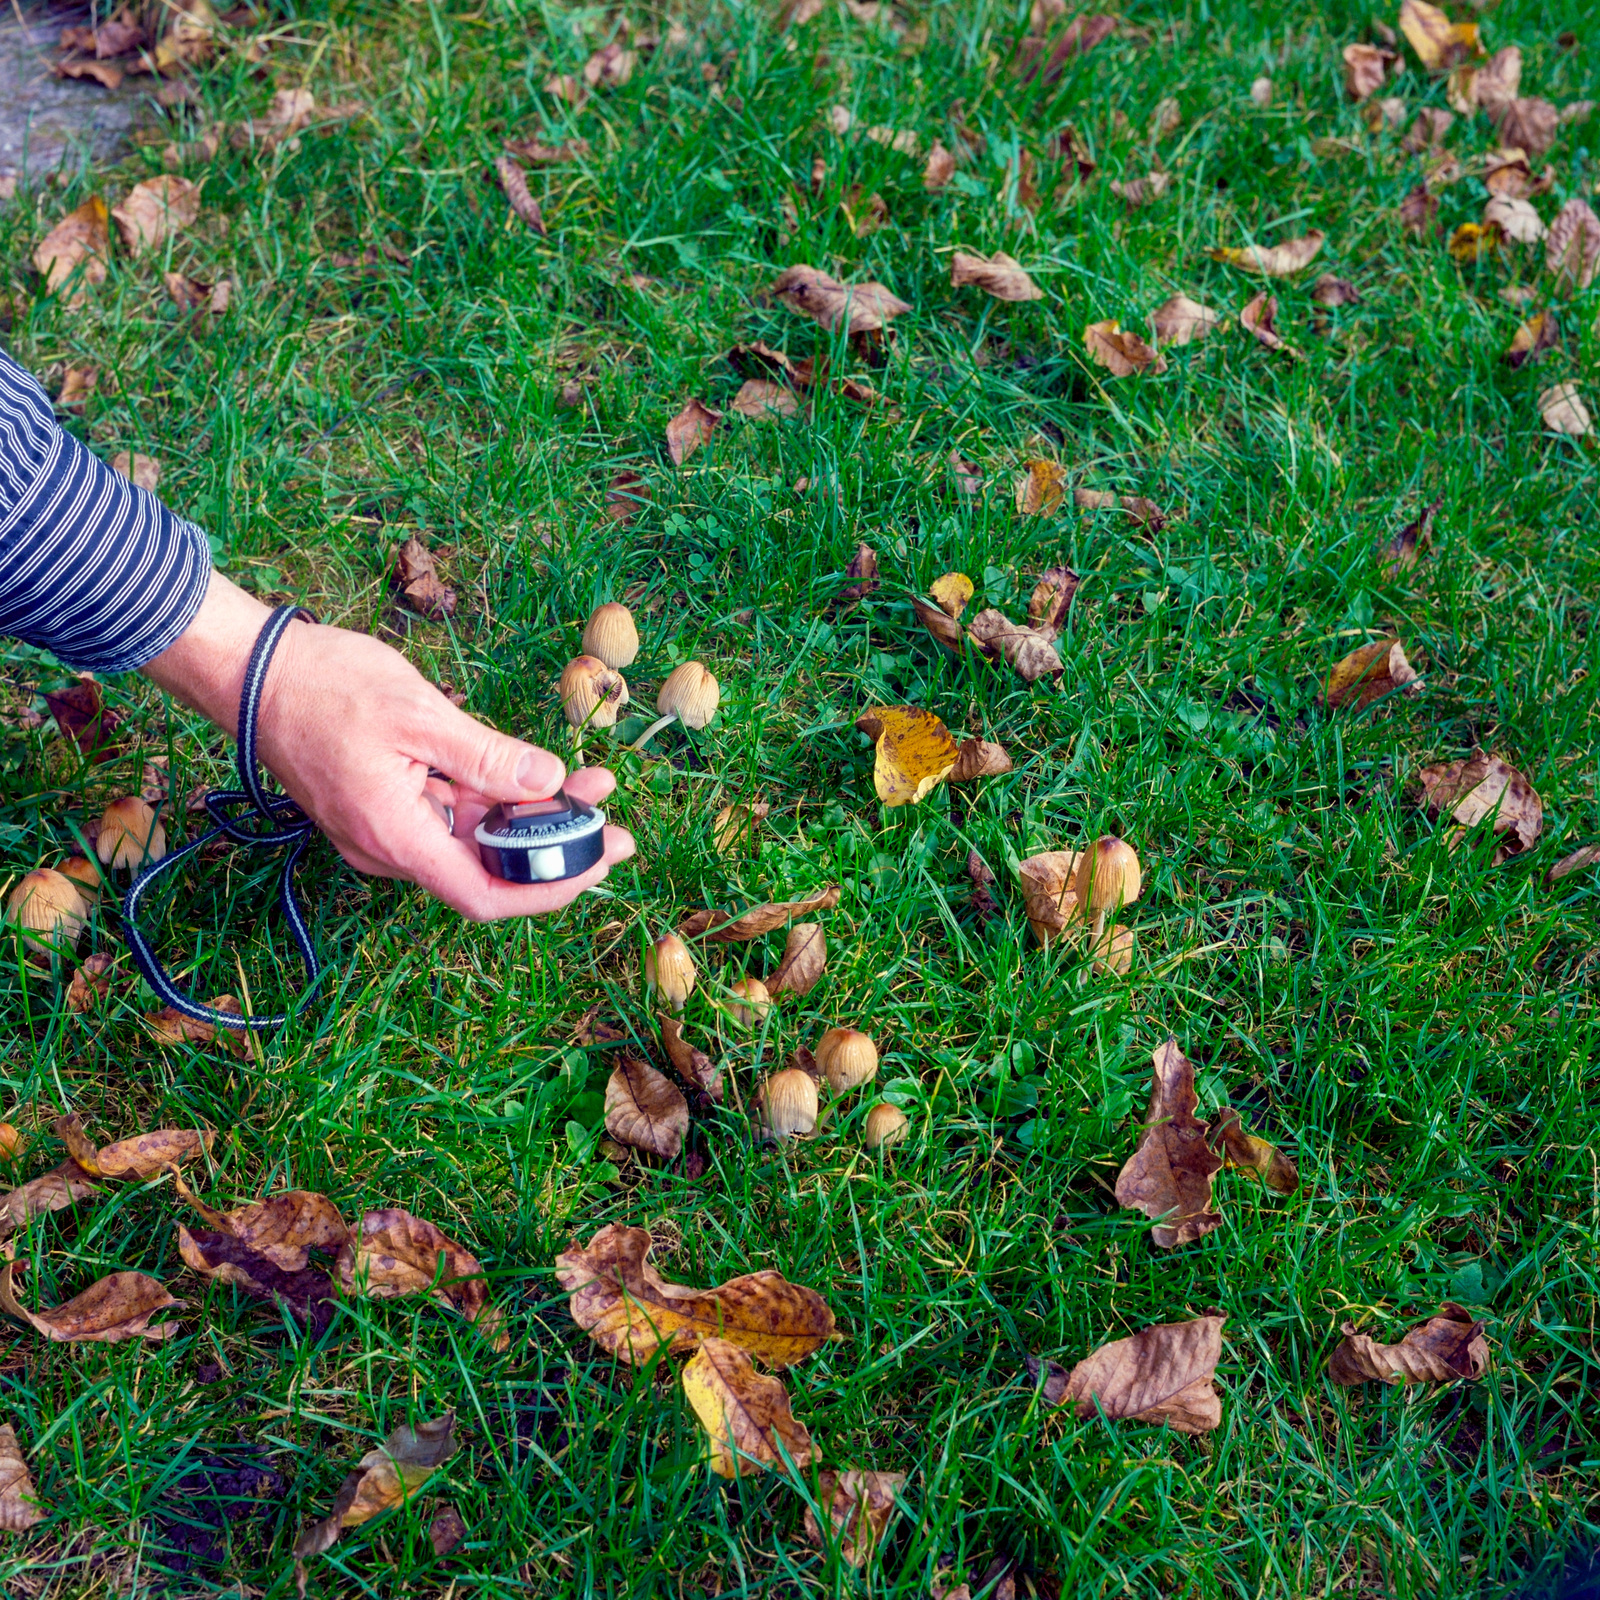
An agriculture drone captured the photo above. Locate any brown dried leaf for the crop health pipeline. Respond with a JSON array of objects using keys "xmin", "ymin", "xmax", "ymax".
[
  {"xmin": 33, "ymin": 196, "xmax": 110, "ymax": 303},
  {"xmin": 1073, "ymin": 488, "xmax": 1165, "ymax": 528},
  {"xmin": 606, "ymin": 470, "xmax": 650, "ymax": 524},
  {"xmin": 966, "ymin": 609, "xmax": 1064, "ymax": 682},
  {"xmin": 1548, "ymin": 843, "xmax": 1600, "ymax": 884},
  {"xmin": 1027, "ymin": 565, "xmax": 1080, "ymax": 639},
  {"xmin": 802, "ymin": 1469, "xmax": 907, "ymax": 1566},
  {"xmin": 923, "ymin": 142, "xmax": 956, "ymax": 191},
  {"xmin": 1240, "ymin": 292, "xmax": 1298, "ymax": 357},
  {"xmin": 173, "ymin": 1173, "xmax": 348, "ymax": 1270},
  {"xmin": 1400, "ymin": 0, "xmax": 1480, "ymax": 69},
  {"xmin": 658, "ymin": 1014, "xmax": 724, "ymax": 1102},
  {"xmin": 855, "ymin": 706, "xmax": 960, "ymax": 805},
  {"xmin": 1208, "ymin": 1109, "xmax": 1299, "ymax": 1195},
  {"xmin": 1545, "ymin": 198, "xmax": 1600, "ymax": 289},
  {"xmin": 1016, "ymin": 13, "xmax": 1117, "ymax": 84},
  {"xmin": 1401, "ymin": 107, "xmax": 1455, "ymax": 152},
  {"xmin": 1327, "ymin": 1303, "xmax": 1488, "ymax": 1385},
  {"xmin": 769, "ymin": 923, "xmax": 826, "ymax": 997},
  {"xmin": 0, "ymin": 1164, "xmax": 100, "ymax": 1238},
  {"xmin": 66, "ymin": 951, "xmax": 115, "ymax": 1013},
  {"xmin": 52, "ymin": 1114, "xmax": 211, "ymax": 1179},
  {"xmin": 0, "ymin": 1260, "xmax": 182, "ymax": 1343},
  {"xmin": 679, "ymin": 885, "xmax": 842, "ymax": 942},
  {"xmin": 1207, "ymin": 230, "xmax": 1325, "ymax": 276},
  {"xmin": 111, "ymin": 450, "xmax": 161, "ymax": 490},
  {"xmin": 393, "ymin": 536, "xmax": 456, "ymax": 620},
  {"xmin": 666, "ymin": 398, "xmax": 721, "ymax": 466},
  {"xmin": 770, "ymin": 266, "xmax": 911, "ymax": 334},
  {"xmin": 1343, "ymin": 42, "xmax": 1397, "ymax": 101},
  {"xmin": 1505, "ymin": 311, "xmax": 1559, "ymax": 368},
  {"xmin": 45, "ymin": 676, "xmax": 123, "ymax": 761},
  {"xmin": 1311, "ymin": 274, "xmax": 1361, "ymax": 307},
  {"xmin": 1150, "ymin": 294, "xmax": 1222, "ymax": 345},
  {"xmin": 336, "ymin": 1209, "xmax": 506, "ymax": 1348},
  {"xmin": 1379, "ymin": 496, "xmax": 1441, "ymax": 570},
  {"xmin": 573, "ymin": 1004, "xmax": 627, "ymax": 1045},
  {"xmin": 111, "ymin": 176, "xmax": 201, "ymax": 256},
  {"xmin": 556, "ymin": 1223, "xmax": 836, "ymax": 1367},
  {"xmin": 544, "ymin": 72, "xmax": 588, "ymax": 107},
  {"xmin": 1109, "ymin": 171, "xmax": 1171, "ymax": 208},
  {"xmin": 1485, "ymin": 195, "xmax": 1544, "ymax": 243},
  {"xmin": 929, "ymin": 572, "xmax": 974, "ymax": 619},
  {"xmin": 1034, "ymin": 1314, "xmax": 1225, "ymax": 1433},
  {"xmin": 1450, "ymin": 45, "xmax": 1520, "ymax": 112},
  {"xmin": 841, "ymin": 187, "xmax": 889, "ymax": 237},
  {"xmin": 949, "ymin": 739, "xmax": 1013, "ymax": 784},
  {"xmin": 914, "ymin": 597, "xmax": 966, "ymax": 654},
  {"xmin": 59, "ymin": 16, "xmax": 145, "ymax": 55},
  {"xmin": 1321, "ymin": 639, "xmax": 1420, "ymax": 709},
  {"xmin": 1416, "ymin": 752, "xmax": 1543, "ymax": 857},
  {"xmin": 1401, "ymin": 183, "xmax": 1440, "ymax": 236},
  {"xmin": 836, "ymin": 542, "xmax": 880, "ymax": 604},
  {"xmin": 1113, "ymin": 1039, "xmax": 1224, "ymax": 1248},
  {"xmin": 604, "ymin": 1055, "xmax": 689, "ymax": 1159},
  {"xmin": 177, "ymin": 1226, "xmax": 337, "ymax": 1330},
  {"xmin": 430, "ymin": 1505, "xmax": 467, "ymax": 1556},
  {"xmin": 712, "ymin": 801, "xmax": 770, "ymax": 855},
  {"xmin": 583, "ymin": 41, "xmax": 636, "ymax": 87},
  {"xmin": 494, "ymin": 154, "xmax": 547, "ymax": 236},
  {"xmin": 682, "ymin": 1337, "xmax": 817, "ymax": 1477},
  {"xmin": 1483, "ymin": 148, "xmax": 1545, "ymax": 198},
  {"xmin": 950, "ymin": 250, "xmax": 1043, "ymax": 303},
  {"xmin": 504, "ymin": 135, "xmax": 589, "ymax": 163},
  {"xmin": 1083, "ymin": 320, "xmax": 1167, "ymax": 376},
  {"xmin": 1014, "ymin": 459, "xmax": 1067, "ymax": 515},
  {"xmin": 731, "ymin": 379, "xmax": 799, "ymax": 420},
  {"xmin": 0, "ymin": 1423, "xmax": 45, "ymax": 1532},
  {"xmin": 1539, "ymin": 382, "xmax": 1593, "ymax": 436},
  {"xmin": 966, "ymin": 850, "xmax": 998, "ymax": 922},
  {"xmin": 1492, "ymin": 97, "xmax": 1558, "ymax": 157},
  {"xmin": 1018, "ymin": 850, "xmax": 1081, "ymax": 946}
]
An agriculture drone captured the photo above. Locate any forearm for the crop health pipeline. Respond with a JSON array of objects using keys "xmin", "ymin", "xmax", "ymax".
[{"xmin": 140, "ymin": 569, "xmax": 273, "ymax": 737}]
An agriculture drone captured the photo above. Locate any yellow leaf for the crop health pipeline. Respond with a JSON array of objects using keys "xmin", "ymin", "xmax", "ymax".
[
  {"xmin": 682, "ymin": 1337, "xmax": 817, "ymax": 1478},
  {"xmin": 1014, "ymin": 459, "xmax": 1066, "ymax": 515},
  {"xmin": 854, "ymin": 706, "xmax": 959, "ymax": 806},
  {"xmin": 928, "ymin": 572, "xmax": 974, "ymax": 618}
]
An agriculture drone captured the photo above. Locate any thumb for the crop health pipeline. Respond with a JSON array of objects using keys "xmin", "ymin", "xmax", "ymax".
[{"xmin": 421, "ymin": 704, "xmax": 566, "ymax": 800}]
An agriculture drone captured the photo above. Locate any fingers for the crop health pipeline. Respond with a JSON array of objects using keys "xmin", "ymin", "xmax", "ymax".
[
  {"xmin": 448, "ymin": 766, "xmax": 618, "ymax": 844},
  {"xmin": 407, "ymin": 820, "xmax": 636, "ymax": 922},
  {"xmin": 418, "ymin": 697, "xmax": 566, "ymax": 802}
]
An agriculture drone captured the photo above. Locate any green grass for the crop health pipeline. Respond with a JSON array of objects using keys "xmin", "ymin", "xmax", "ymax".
[{"xmin": 2, "ymin": 0, "xmax": 1599, "ymax": 1593}]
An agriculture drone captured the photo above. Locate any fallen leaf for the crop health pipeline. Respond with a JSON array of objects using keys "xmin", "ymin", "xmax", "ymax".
[
  {"xmin": 770, "ymin": 266, "xmax": 911, "ymax": 335},
  {"xmin": 504, "ymin": 135, "xmax": 589, "ymax": 163},
  {"xmin": 1027, "ymin": 565, "xmax": 1080, "ymax": 638},
  {"xmin": 494, "ymin": 154, "xmax": 547, "ymax": 235},
  {"xmin": 1505, "ymin": 310, "xmax": 1559, "ymax": 367},
  {"xmin": 56, "ymin": 57, "xmax": 125, "ymax": 87},
  {"xmin": 768, "ymin": 923, "xmax": 826, "ymax": 997},
  {"xmin": 841, "ymin": 187, "xmax": 889, "ymax": 236},
  {"xmin": 44, "ymin": 676, "xmax": 120, "ymax": 757},
  {"xmin": 914, "ymin": 597, "xmax": 966, "ymax": 653},
  {"xmin": 1327, "ymin": 1304, "xmax": 1488, "ymax": 1385},
  {"xmin": 1016, "ymin": 12, "xmax": 1117, "ymax": 83},
  {"xmin": 556, "ymin": 1224, "xmax": 836, "ymax": 1367},
  {"xmin": 583, "ymin": 41, "xmax": 636, "ymax": 87},
  {"xmin": 854, "ymin": 706, "xmax": 959, "ymax": 805},
  {"xmin": 336, "ymin": 1209, "xmax": 507, "ymax": 1348},
  {"xmin": 1207, "ymin": 230, "xmax": 1325, "ymax": 276},
  {"xmin": 393, "ymin": 536, "xmax": 456, "ymax": 620},
  {"xmin": 1321, "ymin": 638, "xmax": 1420, "ymax": 709},
  {"xmin": 1545, "ymin": 198, "xmax": 1600, "ymax": 288},
  {"xmin": 803, "ymin": 1469, "xmax": 907, "ymax": 1567},
  {"xmin": 1450, "ymin": 45, "xmax": 1520, "ymax": 113},
  {"xmin": 0, "ymin": 1260, "xmax": 182, "ymax": 1343},
  {"xmin": 1483, "ymin": 148, "xmax": 1547, "ymax": 199},
  {"xmin": 292, "ymin": 1413, "xmax": 458, "ymax": 1592},
  {"xmin": 729, "ymin": 340, "xmax": 807, "ymax": 388},
  {"xmin": 731, "ymin": 379, "xmax": 799, "ymax": 420},
  {"xmin": 603, "ymin": 1055, "xmax": 689, "ymax": 1159},
  {"xmin": 51, "ymin": 1114, "xmax": 211, "ymax": 1179},
  {"xmin": 966, "ymin": 849, "xmax": 999, "ymax": 922},
  {"xmin": 66, "ymin": 951, "xmax": 115, "ymax": 1012},
  {"xmin": 966, "ymin": 609, "xmax": 1064, "ymax": 682},
  {"xmin": 1311, "ymin": 274, "xmax": 1361, "ymax": 307},
  {"xmin": 1208, "ymin": 1109, "xmax": 1299, "ymax": 1194},
  {"xmin": 1109, "ymin": 172, "xmax": 1171, "ymax": 207},
  {"xmin": 573, "ymin": 1004, "xmax": 627, "ymax": 1045},
  {"xmin": 1379, "ymin": 496, "xmax": 1441, "ymax": 570},
  {"xmin": 59, "ymin": 16, "xmax": 145, "ymax": 55},
  {"xmin": 33, "ymin": 196, "xmax": 110, "ymax": 303},
  {"xmin": 657, "ymin": 1014, "xmax": 724, "ymax": 1101},
  {"xmin": 834, "ymin": 543, "xmax": 880, "ymax": 605},
  {"xmin": 430, "ymin": 1505, "xmax": 467, "ymax": 1557},
  {"xmin": 1484, "ymin": 195, "xmax": 1544, "ymax": 243},
  {"xmin": 1416, "ymin": 752, "xmax": 1543, "ymax": 857},
  {"xmin": 1362, "ymin": 95, "xmax": 1408, "ymax": 133},
  {"xmin": 1343, "ymin": 42, "xmax": 1396, "ymax": 100},
  {"xmin": 924, "ymin": 142, "xmax": 956, "ymax": 191},
  {"xmin": 1150, "ymin": 294, "xmax": 1222, "ymax": 345},
  {"xmin": 666, "ymin": 398, "xmax": 721, "ymax": 465},
  {"xmin": 110, "ymin": 176, "xmax": 201, "ymax": 256},
  {"xmin": 1114, "ymin": 1039, "xmax": 1224, "ymax": 1248},
  {"xmin": 682, "ymin": 1337, "xmax": 817, "ymax": 1477},
  {"xmin": 949, "ymin": 738, "xmax": 1013, "ymax": 783},
  {"xmin": 1538, "ymin": 382, "xmax": 1592, "ymax": 436},
  {"xmin": 544, "ymin": 72, "xmax": 588, "ymax": 107},
  {"xmin": 1548, "ymin": 843, "xmax": 1600, "ymax": 884},
  {"xmin": 146, "ymin": 1006, "xmax": 216, "ymax": 1046},
  {"xmin": 1492, "ymin": 97, "xmax": 1558, "ymax": 157},
  {"xmin": 1401, "ymin": 183, "xmax": 1440, "ymax": 236},
  {"xmin": 57, "ymin": 367, "xmax": 98, "ymax": 409},
  {"xmin": 1033, "ymin": 1315, "xmax": 1225, "ymax": 1433},
  {"xmin": 177, "ymin": 1226, "xmax": 338, "ymax": 1331},
  {"xmin": 712, "ymin": 801, "xmax": 770, "ymax": 855},
  {"xmin": 950, "ymin": 250, "xmax": 1042, "ymax": 302},
  {"xmin": 0, "ymin": 1165, "xmax": 101, "ymax": 1238},
  {"xmin": 109, "ymin": 450, "xmax": 160, "ymax": 491},
  {"xmin": 173, "ymin": 1174, "xmax": 348, "ymax": 1269},
  {"xmin": 1240, "ymin": 292, "xmax": 1297, "ymax": 357},
  {"xmin": 1014, "ymin": 458, "xmax": 1067, "ymax": 515},
  {"xmin": 1401, "ymin": 107, "xmax": 1455, "ymax": 152},
  {"xmin": 1400, "ymin": 0, "xmax": 1480, "ymax": 70},
  {"xmin": 863, "ymin": 123, "xmax": 918, "ymax": 154},
  {"xmin": 679, "ymin": 886, "xmax": 842, "ymax": 942},
  {"xmin": 1083, "ymin": 320, "xmax": 1167, "ymax": 376},
  {"xmin": 929, "ymin": 572, "xmax": 974, "ymax": 619},
  {"xmin": 0, "ymin": 1423, "xmax": 45, "ymax": 1532},
  {"xmin": 1018, "ymin": 850, "xmax": 1081, "ymax": 945},
  {"xmin": 606, "ymin": 470, "xmax": 650, "ymax": 524}
]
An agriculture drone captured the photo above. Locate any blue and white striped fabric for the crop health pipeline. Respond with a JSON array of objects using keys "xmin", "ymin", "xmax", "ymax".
[{"xmin": 0, "ymin": 344, "xmax": 212, "ymax": 673}]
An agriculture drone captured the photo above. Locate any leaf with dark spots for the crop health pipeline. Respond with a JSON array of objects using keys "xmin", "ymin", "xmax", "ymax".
[
  {"xmin": 1379, "ymin": 496, "xmax": 1441, "ymax": 571},
  {"xmin": 1327, "ymin": 1303, "xmax": 1489, "ymax": 1385},
  {"xmin": 177, "ymin": 1226, "xmax": 338, "ymax": 1334},
  {"xmin": 1113, "ymin": 1039, "xmax": 1223, "ymax": 1248}
]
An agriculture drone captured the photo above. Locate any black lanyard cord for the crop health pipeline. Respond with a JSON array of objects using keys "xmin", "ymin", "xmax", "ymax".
[{"xmin": 123, "ymin": 605, "xmax": 323, "ymax": 1033}]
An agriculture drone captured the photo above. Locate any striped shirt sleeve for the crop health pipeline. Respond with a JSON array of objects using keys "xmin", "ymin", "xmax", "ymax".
[{"xmin": 0, "ymin": 343, "xmax": 212, "ymax": 674}]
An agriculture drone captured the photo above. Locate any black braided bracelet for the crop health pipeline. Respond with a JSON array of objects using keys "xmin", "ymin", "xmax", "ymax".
[{"xmin": 123, "ymin": 605, "xmax": 324, "ymax": 1033}]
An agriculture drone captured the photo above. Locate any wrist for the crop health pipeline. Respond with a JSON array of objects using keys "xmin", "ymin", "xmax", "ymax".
[{"xmin": 141, "ymin": 571, "xmax": 276, "ymax": 737}]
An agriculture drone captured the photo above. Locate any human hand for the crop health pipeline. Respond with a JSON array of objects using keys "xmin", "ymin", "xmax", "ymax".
[{"xmin": 144, "ymin": 574, "xmax": 636, "ymax": 920}]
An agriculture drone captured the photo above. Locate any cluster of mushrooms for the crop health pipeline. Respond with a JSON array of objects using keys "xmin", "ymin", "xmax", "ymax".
[
  {"xmin": 5, "ymin": 797, "xmax": 166, "ymax": 954},
  {"xmin": 559, "ymin": 602, "xmax": 720, "ymax": 756},
  {"xmin": 1019, "ymin": 834, "xmax": 1144, "ymax": 973},
  {"xmin": 643, "ymin": 931, "xmax": 909, "ymax": 1153}
]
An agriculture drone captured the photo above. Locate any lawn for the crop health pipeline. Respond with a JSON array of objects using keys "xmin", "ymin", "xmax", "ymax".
[{"xmin": 2, "ymin": 0, "xmax": 1599, "ymax": 1593}]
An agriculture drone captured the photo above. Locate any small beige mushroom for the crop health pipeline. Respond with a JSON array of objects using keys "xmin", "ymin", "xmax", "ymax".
[
  {"xmin": 644, "ymin": 933, "xmax": 695, "ymax": 1010},
  {"xmin": 864, "ymin": 1101, "xmax": 909, "ymax": 1149},
  {"xmin": 57, "ymin": 855, "xmax": 103, "ymax": 901},
  {"xmin": 582, "ymin": 602, "xmax": 640, "ymax": 670},
  {"xmin": 757, "ymin": 1068, "xmax": 819, "ymax": 1141},
  {"xmin": 6, "ymin": 869, "xmax": 87, "ymax": 954},
  {"xmin": 95, "ymin": 797, "xmax": 166, "ymax": 871},
  {"xmin": 722, "ymin": 976, "xmax": 772, "ymax": 1028},
  {"xmin": 559, "ymin": 654, "xmax": 629, "ymax": 754},
  {"xmin": 634, "ymin": 661, "xmax": 720, "ymax": 749},
  {"xmin": 1072, "ymin": 836, "xmax": 1142, "ymax": 943},
  {"xmin": 815, "ymin": 1027, "xmax": 878, "ymax": 1093}
]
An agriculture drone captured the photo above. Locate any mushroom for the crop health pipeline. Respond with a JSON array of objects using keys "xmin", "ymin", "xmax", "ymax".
[
  {"xmin": 559, "ymin": 655, "xmax": 629, "ymax": 754},
  {"xmin": 644, "ymin": 933, "xmax": 695, "ymax": 1011},
  {"xmin": 95, "ymin": 797, "xmax": 166, "ymax": 870},
  {"xmin": 581, "ymin": 602, "xmax": 640, "ymax": 670},
  {"xmin": 633, "ymin": 660, "xmax": 720, "ymax": 750},
  {"xmin": 6, "ymin": 869, "xmax": 87, "ymax": 954},
  {"xmin": 1092, "ymin": 924, "xmax": 1136, "ymax": 976},
  {"xmin": 864, "ymin": 1101, "xmax": 909, "ymax": 1149},
  {"xmin": 57, "ymin": 855, "xmax": 103, "ymax": 901},
  {"xmin": 722, "ymin": 976, "xmax": 772, "ymax": 1029},
  {"xmin": 757, "ymin": 1068, "xmax": 819, "ymax": 1141},
  {"xmin": 0, "ymin": 1122, "xmax": 25, "ymax": 1161},
  {"xmin": 1072, "ymin": 836, "xmax": 1142, "ymax": 944},
  {"xmin": 815, "ymin": 1027, "xmax": 878, "ymax": 1093}
]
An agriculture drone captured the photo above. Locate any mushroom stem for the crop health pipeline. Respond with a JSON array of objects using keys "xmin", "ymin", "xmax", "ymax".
[
  {"xmin": 1090, "ymin": 906, "xmax": 1108, "ymax": 944},
  {"xmin": 630, "ymin": 712, "xmax": 679, "ymax": 752}
]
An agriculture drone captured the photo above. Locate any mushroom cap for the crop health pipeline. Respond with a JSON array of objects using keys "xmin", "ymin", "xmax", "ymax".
[
  {"xmin": 657, "ymin": 661, "xmax": 720, "ymax": 730},
  {"xmin": 864, "ymin": 1100, "xmax": 910, "ymax": 1149},
  {"xmin": 816, "ymin": 1026, "xmax": 879, "ymax": 1093},
  {"xmin": 96, "ymin": 797, "xmax": 167, "ymax": 870},
  {"xmin": 1092, "ymin": 924, "xmax": 1136, "ymax": 976},
  {"xmin": 1072, "ymin": 835, "xmax": 1142, "ymax": 914},
  {"xmin": 759, "ymin": 1068, "xmax": 819, "ymax": 1139},
  {"xmin": 724, "ymin": 975, "xmax": 772, "ymax": 1027},
  {"xmin": 57, "ymin": 855, "xmax": 102, "ymax": 900},
  {"xmin": 559, "ymin": 655, "xmax": 629, "ymax": 729},
  {"xmin": 644, "ymin": 933, "xmax": 696, "ymax": 1008},
  {"xmin": 7, "ymin": 868, "xmax": 87, "ymax": 949},
  {"xmin": 581, "ymin": 602, "xmax": 640, "ymax": 670}
]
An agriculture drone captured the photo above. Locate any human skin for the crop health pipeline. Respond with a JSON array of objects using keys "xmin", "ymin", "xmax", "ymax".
[{"xmin": 142, "ymin": 571, "xmax": 635, "ymax": 920}]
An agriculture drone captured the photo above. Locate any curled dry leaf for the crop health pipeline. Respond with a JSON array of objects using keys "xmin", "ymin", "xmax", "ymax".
[
  {"xmin": 51, "ymin": 1114, "xmax": 211, "ymax": 1180},
  {"xmin": 1015, "ymin": 458, "xmax": 1067, "ymax": 516},
  {"xmin": 914, "ymin": 597, "xmax": 966, "ymax": 653},
  {"xmin": 1545, "ymin": 198, "xmax": 1600, "ymax": 289},
  {"xmin": 1207, "ymin": 230, "xmax": 1325, "ymax": 276},
  {"xmin": 1027, "ymin": 565, "xmax": 1080, "ymax": 639},
  {"xmin": 1485, "ymin": 195, "xmax": 1544, "ymax": 244},
  {"xmin": 949, "ymin": 738, "xmax": 1013, "ymax": 783},
  {"xmin": 666, "ymin": 399, "xmax": 721, "ymax": 466},
  {"xmin": 0, "ymin": 1166, "xmax": 100, "ymax": 1239},
  {"xmin": 111, "ymin": 176, "xmax": 201, "ymax": 256},
  {"xmin": 731, "ymin": 379, "xmax": 800, "ymax": 420},
  {"xmin": 929, "ymin": 572, "xmax": 974, "ymax": 620},
  {"xmin": 1312, "ymin": 274, "xmax": 1361, "ymax": 307},
  {"xmin": 583, "ymin": 41, "xmax": 636, "ymax": 87},
  {"xmin": 1450, "ymin": 45, "xmax": 1520, "ymax": 113},
  {"xmin": 336, "ymin": 1209, "xmax": 507, "ymax": 1349},
  {"xmin": 924, "ymin": 142, "xmax": 956, "ymax": 191},
  {"xmin": 1083, "ymin": 320, "xmax": 1166, "ymax": 377},
  {"xmin": 0, "ymin": 1260, "xmax": 182, "ymax": 1343},
  {"xmin": 1327, "ymin": 1303, "xmax": 1488, "ymax": 1385},
  {"xmin": 712, "ymin": 801, "xmax": 770, "ymax": 855},
  {"xmin": 1400, "ymin": 0, "xmax": 1480, "ymax": 70},
  {"xmin": 555, "ymin": 1223, "xmax": 836, "ymax": 1366},
  {"xmin": 1379, "ymin": 496, "xmax": 1441, "ymax": 570},
  {"xmin": 1401, "ymin": 183, "xmax": 1440, "ymax": 236},
  {"xmin": 45, "ymin": 675, "xmax": 120, "ymax": 756},
  {"xmin": 173, "ymin": 1172, "xmax": 348, "ymax": 1270},
  {"xmin": 505, "ymin": 135, "xmax": 589, "ymax": 163},
  {"xmin": 1240, "ymin": 293, "xmax": 1298, "ymax": 357},
  {"xmin": 1018, "ymin": 850, "xmax": 1081, "ymax": 946},
  {"xmin": 1109, "ymin": 172, "xmax": 1171, "ymax": 208},
  {"xmin": 1114, "ymin": 1039, "xmax": 1224, "ymax": 1248},
  {"xmin": 1208, "ymin": 1109, "xmax": 1299, "ymax": 1195},
  {"xmin": 950, "ymin": 250, "xmax": 1043, "ymax": 302},
  {"xmin": 1321, "ymin": 639, "xmax": 1420, "ymax": 709},
  {"xmin": 430, "ymin": 1505, "xmax": 467, "ymax": 1557},
  {"xmin": 494, "ymin": 154, "xmax": 547, "ymax": 236},
  {"xmin": 394, "ymin": 536, "xmax": 456, "ymax": 620},
  {"xmin": 680, "ymin": 885, "xmax": 842, "ymax": 941},
  {"xmin": 603, "ymin": 1055, "xmax": 689, "ymax": 1160},
  {"xmin": 34, "ymin": 196, "xmax": 110, "ymax": 303},
  {"xmin": 658, "ymin": 1014, "xmax": 724, "ymax": 1102},
  {"xmin": 1032, "ymin": 1314, "xmax": 1226, "ymax": 1433},
  {"xmin": 66, "ymin": 950, "xmax": 114, "ymax": 1013},
  {"xmin": 1401, "ymin": 107, "xmax": 1455, "ymax": 153},
  {"xmin": 1415, "ymin": 752, "xmax": 1542, "ymax": 858},
  {"xmin": 1492, "ymin": 98, "xmax": 1558, "ymax": 158},
  {"xmin": 1539, "ymin": 382, "xmax": 1592, "ymax": 437},
  {"xmin": 1548, "ymin": 843, "xmax": 1600, "ymax": 884},
  {"xmin": 838, "ymin": 542, "xmax": 880, "ymax": 602},
  {"xmin": 0, "ymin": 1423, "xmax": 45, "ymax": 1532},
  {"xmin": 177, "ymin": 1226, "xmax": 338, "ymax": 1332},
  {"xmin": 966, "ymin": 609, "xmax": 1064, "ymax": 683},
  {"xmin": 1150, "ymin": 294, "xmax": 1222, "ymax": 345},
  {"xmin": 770, "ymin": 266, "xmax": 911, "ymax": 335},
  {"xmin": 1484, "ymin": 148, "xmax": 1546, "ymax": 199},
  {"xmin": 769, "ymin": 923, "xmax": 826, "ymax": 997},
  {"xmin": 1343, "ymin": 42, "xmax": 1396, "ymax": 101},
  {"xmin": 855, "ymin": 706, "xmax": 960, "ymax": 806},
  {"xmin": 1015, "ymin": 12, "xmax": 1117, "ymax": 84},
  {"xmin": 1505, "ymin": 311, "xmax": 1559, "ymax": 368},
  {"xmin": 573, "ymin": 1004, "xmax": 626, "ymax": 1045},
  {"xmin": 803, "ymin": 1469, "xmax": 908, "ymax": 1567},
  {"xmin": 682, "ymin": 1336, "xmax": 817, "ymax": 1478},
  {"xmin": 291, "ymin": 1413, "xmax": 458, "ymax": 1594}
]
